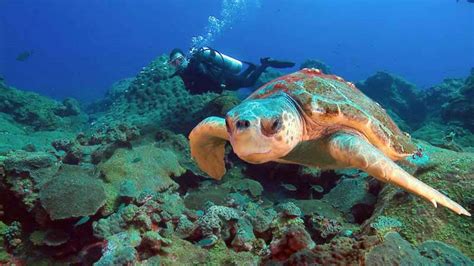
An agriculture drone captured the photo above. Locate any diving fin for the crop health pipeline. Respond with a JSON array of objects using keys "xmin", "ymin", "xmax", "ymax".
[{"xmin": 260, "ymin": 57, "xmax": 295, "ymax": 69}]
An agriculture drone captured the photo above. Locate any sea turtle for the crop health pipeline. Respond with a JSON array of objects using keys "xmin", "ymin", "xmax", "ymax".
[{"xmin": 189, "ymin": 68, "xmax": 470, "ymax": 216}]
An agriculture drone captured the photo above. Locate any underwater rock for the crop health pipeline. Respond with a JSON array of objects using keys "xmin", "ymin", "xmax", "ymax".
[
  {"xmin": 441, "ymin": 68, "xmax": 474, "ymax": 131},
  {"xmin": 308, "ymin": 214, "xmax": 342, "ymax": 243},
  {"xmin": 231, "ymin": 218, "xmax": 256, "ymax": 251},
  {"xmin": 1, "ymin": 150, "xmax": 57, "ymax": 173},
  {"xmin": 322, "ymin": 175, "xmax": 375, "ymax": 222},
  {"xmin": 263, "ymin": 236, "xmax": 380, "ymax": 265},
  {"xmin": 175, "ymin": 215, "xmax": 197, "ymax": 239},
  {"xmin": 94, "ymin": 230, "xmax": 141, "ymax": 266},
  {"xmin": 51, "ymin": 139, "xmax": 83, "ymax": 165},
  {"xmin": 412, "ymin": 122, "xmax": 474, "ymax": 151},
  {"xmin": 254, "ymin": 68, "xmax": 284, "ymax": 88},
  {"xmin": 222, "ymin": 178, "xmax": 264, "ymax": 198},
  {"xmin": 422, "ymin": 77, "xmax": 464, "ymax": 117},
  {"xmin": 299, "ymin": 59, "xmax": 332, "ymax": 74},
  {"xmin": 118, "ymin": 179, "xmax": 139, "ymax": 200},
  {"xmin": 367, "ymin": 215, "xmax": 403, "ymax": 236},
  {"xmin": 160, "ymin": 237, "xmax": 259, "ymax": 265},
  {"xmin": 246, "ymin": 205, "xmax": 277, "ymax": 234},
  {"xmin": 29, "ymin": 229, "xmax": 69, "ymax": 247},
  {"xmin": 98, "ymin": 143, "xmax": 183, "ymax": 214},
  {"xmin": 0, "ymin": 116, "xmax": 77, "ymax": 155},
  {"xmin": 0, "ymin": 150, "xmax": 60, "ymax": 211},
  {"xmin": 154, "ymin": 128, "xmax": 202, "ymax": 176},
  {"xmin": 0, "ymin": 81, "xmax": 86, "ymax": 131},
  {"xmin": 268, "ymin": 223, "xmax": 315, "ymax": 261},
  {"xmin": 184, "ymin": 184, "xmax": 232, "ymax": 210},
  {"xmin": 417, "ymin": 240, "xmax": 474, "ymax": 265},
  {"xmin": 39, "ymin": 165, "xmax": 106, "ymax": 220},
  {"xmin": 86, "ymin": 123, "xmax": 140, "ymax": 146},
  {"xmin": 93, "ymin": 190, "xmax": 185, "ymax": 240},
  {"xmin": 362, "ymin": 142, "xmax": 474, "ymax": 257},
  {"xmin": 91, "ymin": 191, "xmax": 204, "ymax": 263},
  {"xmin": 88, "ymin": 55, "xmax": 214, "ymax": 134},
  {"xmin": 87, "ymin": 78, "xmax": 134, "ymax": 114},
  {"xmin": 365, "ymin": 232, "xmax": 473, "ymax": 265},
  {"xmin": 139, "ymin": 230, "xmax": 172, "ymax": 255},
  {"xmin": 2, "ymin": 222, "xmax": 22, "ymax": 253},
  {"xmin": 198, "ymin": 91, "xmax": 242, "ymax": 117},
  {"xmin": 356, "ymin": 71, "xmax": 426, "ymax": 129},
  {"xmin": 197, "ymin": 205, "xmax": 240, "ymax": 238},
  {"xmin": 290, "ymin": 199, "xmax": 343, "ymax": 221},
  {"xmin": 275, "ymin": 202, "xmax": 302, "ymax": 218},
  {"xmin": 54, "ymin": 98, "xmax": 82, "ymax": 117},
  {"xmin": 0, "ymin": 222, "xmax": 9, "ymax": 263}
]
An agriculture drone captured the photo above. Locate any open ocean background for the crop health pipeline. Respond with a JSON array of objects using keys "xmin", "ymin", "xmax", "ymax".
[{"xmin": 0, "ymin": 0, "xmax": 473, "ymax": 100}]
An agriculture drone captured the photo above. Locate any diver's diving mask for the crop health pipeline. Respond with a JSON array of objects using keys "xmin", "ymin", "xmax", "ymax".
[{"xmin": 169, "ymin": 54, "xmax": 185, "ymax": 68}]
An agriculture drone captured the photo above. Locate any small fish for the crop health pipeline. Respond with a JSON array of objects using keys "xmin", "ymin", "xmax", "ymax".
[
  {"xmin": 310, "ymin": 185, "xmax": 324, "ymax": 193},
  {"xmin": 281, "ymin": 183, "xmax": 297, "ymax": 191},
  {"xmin": 16, "ymin": 50, "xmax": 34, "ymax": 62},
  {"xmin": 73, "ymin": 216, "xmax": 91, "ymax": 227}
]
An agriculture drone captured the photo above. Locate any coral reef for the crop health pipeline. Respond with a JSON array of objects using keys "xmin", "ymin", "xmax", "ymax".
[
  {"xmin": 87, "ymin": 55, "xmax": 215, "ymax": 134},
  {"xmin": 39, "ymin": 165, "xmax": 106, "ymax": 220},
  {"xmin": 441, "ymin": 68, "xmax": 474, "ymax": 131},
  {"xmin": 0, "ymin": 54, "xmax": 473, "ymax": 264},
  {"xmin": 356, "ymin": 71, "xmax": 426, "ymax": 129},
  {"xmin": 0, "ymin": 81, "xmax": 86, "ymax": 131},
  {"xmin": 365, "ymin": 232, "xmax": 472, "ymax": 265},
  {"xmin": 362, "ymin": 142, "xmax": 474, "ymax": 257}
]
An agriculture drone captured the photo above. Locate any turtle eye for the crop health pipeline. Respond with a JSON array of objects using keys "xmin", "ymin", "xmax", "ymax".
[{"xmin": 261, "ymin": 117, "xmax": 282, "ymax": 136}]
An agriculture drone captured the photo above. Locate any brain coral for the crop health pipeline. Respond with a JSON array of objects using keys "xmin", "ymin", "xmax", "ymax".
[{"xmin": 39, "ymin": 165, "xmax": 106, "ymax": 220}]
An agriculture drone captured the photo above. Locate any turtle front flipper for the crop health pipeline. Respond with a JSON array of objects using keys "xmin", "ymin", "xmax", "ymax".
[
  {"xmin": 189, "ymin": 117, "xmax": 229, "ymax": 180},
  {"xmin": 327, "ymin": 133, "xmax": 471, "ymax": 216}
]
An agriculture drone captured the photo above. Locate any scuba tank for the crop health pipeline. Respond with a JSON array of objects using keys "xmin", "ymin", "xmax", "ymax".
[{"xmin": 194, "ymin": 47, "xmax": 243, "ymax": 74}]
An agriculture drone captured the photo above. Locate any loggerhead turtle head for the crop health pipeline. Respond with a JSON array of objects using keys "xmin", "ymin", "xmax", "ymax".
[{"xmin": 225, "ymin": 92, "xmax": 303, "ymax": 164}]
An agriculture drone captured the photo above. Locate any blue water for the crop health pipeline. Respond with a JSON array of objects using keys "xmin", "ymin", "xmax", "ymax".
[{"xmin": 1, "ymin": 0, "xmax": 473, "ymax": 100}]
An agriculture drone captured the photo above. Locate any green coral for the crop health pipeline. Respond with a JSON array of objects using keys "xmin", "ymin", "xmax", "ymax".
[
  {"xmin": 39, "ymin": 165, "xmax": 106, "ymax": 220},
  {"xmin": 98, "ymin": 144, "xmax": 182, "ymax": 214},
  {"xmin": 223, "ymin": 178, "xmax": 264, "ymax": 198},
  {"xmin": 270, "ymin": 215, "xmax": 305, "ymax": 241},
  {"xmin": 356, "ymin": 71, "xmax": 426, "ymax": 129},
  {"xmin": 366, "ymin": 232, "xmax": 473, "ymax": 265},
  {"xmin": 207, "ymin": 240, "xmax": 260, "ymax": 265},
  {"xmin": 370, "ymin": 215, "xmax": 403, "ymax": 236},
  {"xmin": 95, "ymin": 231, "xmax": 141, "ymax": 266},
  {"xmin": 322, "ymin": 176, "xmax": 375, "ymax": 214},
  {"xmin": 375, "ymin": 144, "xmax": 474, "ymax": 257},
  {"xmin": 0, "ymin": 81, "xmax": 85, "ymax": 131},
  {"xmin": 0, "ymin": 221, "xmax": 9, "ymax": 263}
]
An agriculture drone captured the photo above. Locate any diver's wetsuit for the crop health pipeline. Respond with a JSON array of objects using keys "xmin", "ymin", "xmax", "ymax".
[{"xmin": 172, "ymin": 55, "xmax": 270, "ymax": 94}]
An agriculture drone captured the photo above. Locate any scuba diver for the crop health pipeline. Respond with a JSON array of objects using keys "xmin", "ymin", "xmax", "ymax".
[{"xmin": 169, "ymin": 47, "xmax": 295, "ymax": 94}]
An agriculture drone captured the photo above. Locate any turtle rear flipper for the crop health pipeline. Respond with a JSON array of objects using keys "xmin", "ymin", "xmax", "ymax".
[
  {"xmin": 327, "ymin": 132, "xmax": 471, "ymax": 216},
  {"xmin": 189, "ymin": 117, "xmax": 229, "ymax": 180}
]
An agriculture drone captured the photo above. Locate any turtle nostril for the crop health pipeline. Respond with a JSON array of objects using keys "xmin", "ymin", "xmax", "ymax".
[{"xmin": 236, "ymin": 119, "xmax": 251, "ymax": 130}]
